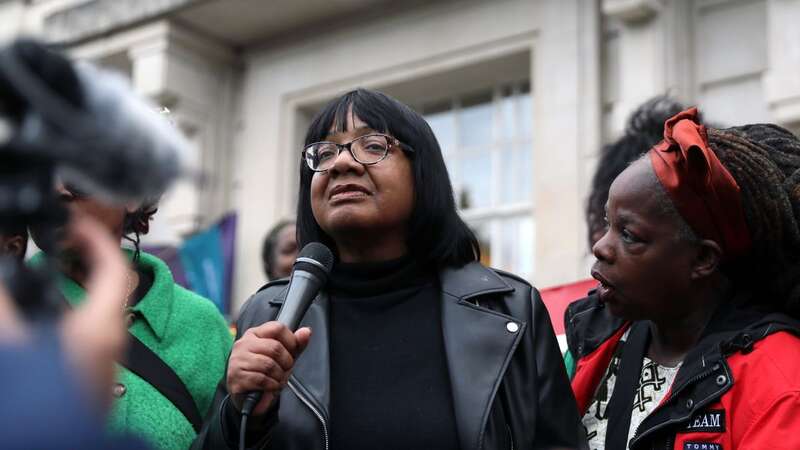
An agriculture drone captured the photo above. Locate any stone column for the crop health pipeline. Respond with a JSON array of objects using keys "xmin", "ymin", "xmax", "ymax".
[
  {"xmin": 124, "ymin": 22, "xmax": 239, "ymax": 243},
  {"xmin": 533, "ymin": 0, "xmax": 602, "ymax": 286},
  {"xmin": 602, "ymin": 0, "xmax": 667, "ymax": 137},
  {"xmin": 764, "ymin": 0, "xmax": 800, "ymax": 129}
]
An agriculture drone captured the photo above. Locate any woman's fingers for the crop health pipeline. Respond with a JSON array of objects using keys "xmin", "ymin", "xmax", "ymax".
[
  {"xmin": 228, "ymin": 369, "xmax": 285, "ymax": 394},
  {"xmin": 294, "ymin": 327, "xmax": 312, "ymax": 355},
  {"xmin": 253, "ymin": 392, "xmax": 277, "ymax": 417},
  {"xmin": 228, "ymin": 338, "xmax": 291, "ymax": 393},
  {"xmin": 71, "ymin": 215, "xmax": 129, "ymax": 317},
  {"xmin": 0, "ymin": 280, "xmax": 26, "ymax": 342},
  {"xmin": 237, "ymin": 343, "xmax": 294, "ymax": 373},
  {"xmin": 227, "ymin": 322, "xmax": 314, "ymax": 416},
  {"xmin": 59, "ymin": 214, "xmax": 130, "ymax": 411},
  {"xmin": 248, "ymin": 321, "xmax": 299, "ymax": 355},
  {"xmin": 235, "ymin": 354, "xmax": 288, "ymax": 384}
]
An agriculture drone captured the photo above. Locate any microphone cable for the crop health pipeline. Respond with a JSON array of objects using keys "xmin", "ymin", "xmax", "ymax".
[
  {"xmin": 239, "ymin": 396, "xmax": 258, "ymax": 450},
  {"xmin": 239, "ymin": 411, "xmax": 249, "ymax": 450}
]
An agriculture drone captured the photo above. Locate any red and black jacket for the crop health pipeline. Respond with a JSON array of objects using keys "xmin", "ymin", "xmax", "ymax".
[{"xmin": 564, "ymin": 292, "xmax": 800, "ymax": 450}]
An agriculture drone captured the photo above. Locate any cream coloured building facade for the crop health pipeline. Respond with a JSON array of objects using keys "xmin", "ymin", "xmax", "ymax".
[{"xmin": 2, "ymin": 0, "xmax": 799, "ymax": 312}]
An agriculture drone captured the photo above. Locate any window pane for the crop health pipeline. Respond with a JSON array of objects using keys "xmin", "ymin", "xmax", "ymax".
[
  {"xmin": 445, "ymin": 155, "xmax": 458, "ymax": 188},
  {"xmin": 498, "ymin": 143, "xmax": 516, "ymax": 205},
  {"xmin": 500, "ymin": 219, "xmax": 515, "ymax": 270},
  {"xmin": 499, "ymin": 216, "xmax": 535, "ymax": 279},
  {"xmin": 458, "ymin": 93, "xmax": 493, "ymax": 147},
  {"xmin": 498, "ymin": 144, "xmax": 533, "ymax": 205},
  {"xmin": 470, "ymin": 221, "xmax": 492, "ymax": 268},
  {"xmin": 518, "ymin": 87, "xmax": 533, "ymax": 138},
  {"xmin": 517, "ymin": 216, "xmax": 535, "ymax": 277},
  {"xmin": 500, "ymin": 89, "xmax": 515, "ymax": 140},
  {"xmin": 459, "ymin": 151, "xmax": 491, "ymax": 209},
  {"xmin": 515, "ymin": 144, "xmax": 533, "ymax": 203},
  {"xmin": 427, "ymin": 110, "xmax": 456, "ymax": 154}
]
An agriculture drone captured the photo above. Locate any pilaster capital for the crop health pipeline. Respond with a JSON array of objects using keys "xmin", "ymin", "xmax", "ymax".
[{"xmin": 602, "ymin": 0, "xmax": 662, "ymax": 23}]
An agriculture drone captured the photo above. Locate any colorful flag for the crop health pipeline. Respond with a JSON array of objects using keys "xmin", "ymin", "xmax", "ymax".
[
  {"xmin": 144, "ymin": 213, "xmax": 236, "ymax": 315},
  {"xmin": 178, "ymin": 213, "xmax": 237, "ymax": 314}
]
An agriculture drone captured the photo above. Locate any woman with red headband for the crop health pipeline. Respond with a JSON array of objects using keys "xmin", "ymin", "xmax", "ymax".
[{"xmin": 564, "ymin": 108, "xmax": 800, "ymax": 450}]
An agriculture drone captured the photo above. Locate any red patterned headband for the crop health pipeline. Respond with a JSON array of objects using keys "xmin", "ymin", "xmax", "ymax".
[{"xmin": 648, "ymin": 107, "xmax": 751, "ymax": 259}]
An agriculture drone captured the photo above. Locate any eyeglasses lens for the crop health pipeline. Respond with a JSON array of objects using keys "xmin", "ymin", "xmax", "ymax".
[{"xmin": 305, "ymin": 135, "xmax": 390, "ymax": 171}]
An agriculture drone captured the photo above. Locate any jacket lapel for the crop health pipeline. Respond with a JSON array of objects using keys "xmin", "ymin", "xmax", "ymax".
[
  {"xmin": 284, "ymin": 292, "xmax": 331, "ymax": 421},
  {"xmin": 440, "ymin": 262, "xmax": 525, "ymax": 450}
]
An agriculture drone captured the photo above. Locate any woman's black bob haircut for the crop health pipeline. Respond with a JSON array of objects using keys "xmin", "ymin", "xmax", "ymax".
[{"xmin": 297, "ymin": 88, "xmax": 480, "ymax": 268}]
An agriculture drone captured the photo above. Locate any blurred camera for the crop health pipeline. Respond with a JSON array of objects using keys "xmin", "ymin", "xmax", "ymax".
[{"xmin": 0, "ymin": 39, "xmax": 189, "ymax": 318}]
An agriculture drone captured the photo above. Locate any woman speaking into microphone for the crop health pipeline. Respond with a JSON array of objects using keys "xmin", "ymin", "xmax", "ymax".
[{"xmin": 194, "ymin": 88, "xmax": 580, "ymax": 450}]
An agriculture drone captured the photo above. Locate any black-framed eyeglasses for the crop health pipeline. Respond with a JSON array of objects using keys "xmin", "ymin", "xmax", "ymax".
[{"xmin": 302, "ymin": 133, "xmax": 414, "ymax": 172}]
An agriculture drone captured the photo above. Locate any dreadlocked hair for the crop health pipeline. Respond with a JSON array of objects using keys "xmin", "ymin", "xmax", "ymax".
[
  {"xmin": 122, "ymin": 200, "xmax": 158, "ymax": 262},
  {"xmin": 587, "ymin": 96, "xmax": 691, "ymax": 246},
  {"xmin": 707, "ymin": 124, "xmax": 800, "ymax": 316}
]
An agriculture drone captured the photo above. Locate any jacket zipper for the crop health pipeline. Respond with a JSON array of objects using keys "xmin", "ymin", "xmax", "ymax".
[
  {"xmin": 629, "ymin": 367, "xmax": 716, "ymax": 449},
  {"xmin": 288, "ymin": 380, "xmax": 329, "ymax": 450}
]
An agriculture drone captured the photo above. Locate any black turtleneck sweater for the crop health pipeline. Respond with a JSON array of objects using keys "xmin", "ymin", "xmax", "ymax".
[{"xmin": 328, "ymin": 257, "xmax": 460, "ymax": 450}]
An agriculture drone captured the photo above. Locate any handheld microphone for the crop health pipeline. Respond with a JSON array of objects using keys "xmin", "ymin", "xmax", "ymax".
[{"xmin": 240, "ymin": 242, "xmax": 334, "ymax": 417}]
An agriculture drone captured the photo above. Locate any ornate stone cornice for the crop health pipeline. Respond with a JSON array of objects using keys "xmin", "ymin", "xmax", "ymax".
[
  {"xmin": 602, "ymin": 0, "xmax": 662, "ymax": 23},
  {"xmin": 42, "ymin": 0, "xmax": 204, "ymax": 44}
]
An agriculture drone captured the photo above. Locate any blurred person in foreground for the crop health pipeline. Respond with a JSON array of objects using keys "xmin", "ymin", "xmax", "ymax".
[
  {"xmin": 565, "ymin": 108, "xmax": 800, "ymax": 449},
  {"xmin": 29, "ymin": 186, "xmax": 233, "ymax": 450},
  {"xmin": 193, "ymin": 88, "xmax": 579, "ymax": 450},
  {"xmin": 260, "ymin": 220, "xmax": 297, "ymax": 281},
  {"xmin": 0, "ymin": 215, "xmax": 148, "ymax": 449},
  {"xmin": 0, "ymin": 221, "xmax": 27, "ymax": 261}
]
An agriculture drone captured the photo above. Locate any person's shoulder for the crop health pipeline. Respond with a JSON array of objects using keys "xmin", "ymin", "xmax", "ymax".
[
  {"xmin": 441, "ymin": 261, "xmax": 533, "ymax": 291},
  {"xmin": 563, "ymin": 293, "xmax": 626, "ymax": 358},
  {"xmin": 440, "ymin": 262, "xmax": 533, "ymax": 300},
  {"xmin": 169, "ymin": 285, "xmax": 232, "ymax": 340},
  {"xmin": 243, "ymin": 277, "xmax": 290, "ymax": 311},
  {"xmin": 139, "ymin": 251, "xmax": 225, "ymax": 322},
  {"xmin": 724, "ymin": 331, "xmax": 800, "ymax": 418},
  {"xmin": 730, "ymin": 330, "xmax": 800, "ymax": 387},
  {"xmin": 171, "ymin": 283, "xmax": 223, "ymax": 317},
  {"xmin": 490, "ymin": 267, "xmax": 533, "ymax": 291},
  {"xmin": 438, "ymin": 262, "xmax": 532, "ymax": 317},
  {"xmin": 441, "ymin": 265, "xmax": 532, "ymax": 319},
  {"xmin": 235, "ymin": 278, "xmax": 291, "ymax": 332},
  {"xmin": 256, "ymin": 277, "xmax": 291, "ymax": 296}
]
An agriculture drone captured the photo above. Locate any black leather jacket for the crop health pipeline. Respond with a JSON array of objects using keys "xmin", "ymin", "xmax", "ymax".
[{"xmin": 192, "ymin": 262, "xmax": 580, "ymax": 450}]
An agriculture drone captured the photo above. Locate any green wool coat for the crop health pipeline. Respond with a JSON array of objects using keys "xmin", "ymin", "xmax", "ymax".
[{"xmin": 32, "ymin": 251, "xmax": 233, "ymax": 450}]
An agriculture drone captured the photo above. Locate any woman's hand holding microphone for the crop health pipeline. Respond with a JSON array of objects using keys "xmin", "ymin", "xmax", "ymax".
[{"xmin": 226, "ymin": 321, "xmax": 312, "ymax": 416}]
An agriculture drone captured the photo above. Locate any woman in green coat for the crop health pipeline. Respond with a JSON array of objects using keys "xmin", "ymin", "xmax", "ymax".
[{"xmin": 31, "ymin": 184, "xmax": 233, "ymax": 450}]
